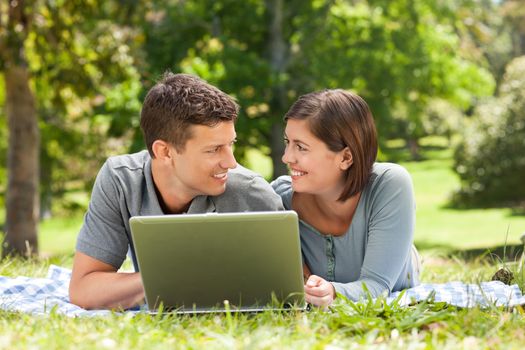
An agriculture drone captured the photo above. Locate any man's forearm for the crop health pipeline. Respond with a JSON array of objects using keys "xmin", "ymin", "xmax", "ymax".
[{"xmin": 69, "ymin": 271, "xmax": 144, "ymax": 310}]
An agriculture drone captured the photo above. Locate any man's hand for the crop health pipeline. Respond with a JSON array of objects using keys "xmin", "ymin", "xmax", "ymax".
[{"xmin": 304, "ymin": 274, "xmax": 336, "ymax": 307}]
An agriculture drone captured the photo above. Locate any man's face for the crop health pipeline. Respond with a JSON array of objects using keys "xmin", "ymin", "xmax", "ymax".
[{"xmin": 169, "ymin": 121, "xmax": 238, "ymax": 199}]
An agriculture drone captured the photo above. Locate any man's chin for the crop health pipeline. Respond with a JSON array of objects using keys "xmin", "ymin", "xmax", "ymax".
[{"xmin": 207, "ymin": 184, "xmax": 227, "ymax": 197}]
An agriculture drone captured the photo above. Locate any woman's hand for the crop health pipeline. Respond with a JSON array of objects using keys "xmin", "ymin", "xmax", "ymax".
[{"xmin": 304, "ymin": 274, "xmax": 336, "ymax": 307}]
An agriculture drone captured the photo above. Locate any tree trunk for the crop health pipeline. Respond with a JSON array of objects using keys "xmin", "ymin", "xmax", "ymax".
[
  {"xmin": 40, "ymin": 149, "xmax": 53, "ymax": 220},
  {"xmin": 407, "ymin": 137, "xmax": 421, "ymax": 161},
  {"xmin": 2, "ymin": 0, "xmax": 39, "ymax": 258},
  {"xmin": 3, "ymin": 66, "xmax": 40, "ymax": 258},
  {"xmin": 266, "ymin": 0, "xmax": 288, "ymax": 178}
]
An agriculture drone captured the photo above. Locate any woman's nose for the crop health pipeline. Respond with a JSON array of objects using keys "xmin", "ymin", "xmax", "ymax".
[{"xmin": 282, "ymin": 146, "xmax": 294, "ymax": 164}]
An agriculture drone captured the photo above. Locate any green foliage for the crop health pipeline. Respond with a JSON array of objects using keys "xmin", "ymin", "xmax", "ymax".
[
  {"xmin": 289, "ymin": 0, "xmax": 495, "ymax": 143},
  {"xmin": 453, "ymin": 56, "xmax": 525, "ymax": 206},
  {"xmin": 133, "ymin": 0, "xmax": 497, "ymax": 169},
  {"xmin": 419, "ymin": 99, "xmax": 463, "ymax": 143},
  {"xmin": 0, "ymin": 0, "xmax": 513, "ymax": 214},
  {"xmin": 1, "ymin": 0, "xmax": 144, "ymax": 216},
  {"xmin": 139, "ymin": 0, "xmax": 276, "ymax": 162},
  {"xmin": 179, "ymin": 35, "xmax": 274, "ymax": 160}
]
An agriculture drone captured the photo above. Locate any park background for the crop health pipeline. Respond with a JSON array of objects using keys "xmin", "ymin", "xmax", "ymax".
[
  {"xmin": 1, "ymin": 0, "xmax": 524, "ymax": 258},
  {"xmin": 1, "ymin": 1, "xmax": 525, "ymax": 348}
]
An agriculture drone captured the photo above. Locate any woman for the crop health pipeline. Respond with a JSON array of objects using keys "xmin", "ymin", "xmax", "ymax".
[{"xmin": 272, "ymin": 89, "xmax": 420, "ymax": 307}]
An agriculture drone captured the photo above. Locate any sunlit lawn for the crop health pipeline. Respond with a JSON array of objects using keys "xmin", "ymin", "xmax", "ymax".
[
  {"xmin": 39, "ymin": 214, "xmax": 83, "ymax": 257},
  {"xmin": 1, "ymin": 252, "xmax": 524, "ymax": 349},
  {"xmin": 402, "ymin": 147, "xmax": 525, "ymax": 252}
]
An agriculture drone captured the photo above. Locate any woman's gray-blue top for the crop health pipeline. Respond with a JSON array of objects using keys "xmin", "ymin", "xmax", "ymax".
[{"xmin": 271, "ymin": 162, "xmax": 420, "ymax": 301}]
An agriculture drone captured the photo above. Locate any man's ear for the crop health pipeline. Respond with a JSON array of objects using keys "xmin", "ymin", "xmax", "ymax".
[
  {"xmin": 151, "ymin": 140, "xmax": 172, "ymax": 160},
  {"xmin": 339, "ymin": 147, "xmax": 353, "ymax": 170}
]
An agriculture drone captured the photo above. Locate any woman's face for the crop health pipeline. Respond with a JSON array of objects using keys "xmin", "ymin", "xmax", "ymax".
[{"xmin": 282, "ymin": 119, "xmax": 351, "ymax": 198}]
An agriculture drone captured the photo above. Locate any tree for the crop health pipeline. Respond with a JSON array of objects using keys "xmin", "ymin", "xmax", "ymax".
[
  {"xmin": 501, "ymin": 0, "xmax": 525, "ymax": 57},
  {"xmin": 0, "ymin": 0, "xmax": 142, "ymax": 257},
  {"xmin": 138, "ymin": 0, "xmax": 291, "ymax": 178},
  {"xmin": 450, "ymin": 0, "xmax": 525, "ymax": 86},
  {"xmin": 144, "ymin": 0, "xmax": 494, "ymax": 168},
  {"xmin": 266, "ymin": 0, "xmax": 288, "ymax": 177},
  {"xmin": 0, "ymin": 0, "xmax": 40, "ymax": 257},
  {"xmin": 289, "ymin": 0, "xmax": 494, "ymax": 159}
]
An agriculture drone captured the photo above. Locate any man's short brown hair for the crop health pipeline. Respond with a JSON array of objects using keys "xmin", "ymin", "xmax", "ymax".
[
  {"xmin": 140, "ymin": 72, "xmax": 239, "ymax": 156},
  {"xmin": 284, "ymin": 89, "xmax": 378, "ymax": 201}
]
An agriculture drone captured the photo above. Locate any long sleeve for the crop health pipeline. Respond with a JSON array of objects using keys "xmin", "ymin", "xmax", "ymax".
[{"xmin": 332, "ymin": 164, "xmax": 416, "ymax": 300}]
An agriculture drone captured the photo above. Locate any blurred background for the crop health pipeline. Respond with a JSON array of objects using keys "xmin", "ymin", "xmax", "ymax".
[{"xmin": 1, "ymin": 0, "xmax": 524, "ymax": 258}]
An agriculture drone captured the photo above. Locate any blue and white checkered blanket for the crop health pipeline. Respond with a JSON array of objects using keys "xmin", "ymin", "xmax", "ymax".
[
  {"xmin": 0, "ymin": 265, "xmax": 113, "ymax": 316},
  {"xmin": 387, "ymin": 281, "xmax": 525, "ymax": 308},
  {"xmin": 1, "ymin": 265, "xmax": 524, "ymax": 316}
]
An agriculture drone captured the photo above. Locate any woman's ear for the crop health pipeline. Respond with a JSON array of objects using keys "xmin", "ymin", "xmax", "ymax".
[
  {"xmin": 152, "ymin": 140, "xmax": 171, "ymax": 160},
  {"xmin": 339, "ymin": 147, "xmax": 353, "ymax": 170}
]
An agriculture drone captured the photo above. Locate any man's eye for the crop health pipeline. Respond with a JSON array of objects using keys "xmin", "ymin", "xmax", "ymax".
[
  {"xmin": 207, "ymin": 147, "xmax": 220, "ymax": 153},
  {"xmin": 283, "ymin": 138, "xmax": 289, "ymax": 145}
]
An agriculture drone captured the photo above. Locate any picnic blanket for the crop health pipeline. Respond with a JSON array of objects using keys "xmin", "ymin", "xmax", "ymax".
[
  {"xmin": 1, "ymin": 265, "xmax": 525, "ymax": 316},
  {"xmin": 0, "ymin": 265, "xmax": 115, "ymax": 317}
]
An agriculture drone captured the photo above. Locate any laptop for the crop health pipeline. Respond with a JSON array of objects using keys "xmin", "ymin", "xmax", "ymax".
[{"xmin": 129, "ymin": 211, "xmax": 305, "ymax": 313}]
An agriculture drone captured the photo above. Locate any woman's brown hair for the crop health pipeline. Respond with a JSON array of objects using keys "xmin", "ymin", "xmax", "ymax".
[{"xmin": 284, "ymin": 89, "xmax": 378, "ymax": 201}]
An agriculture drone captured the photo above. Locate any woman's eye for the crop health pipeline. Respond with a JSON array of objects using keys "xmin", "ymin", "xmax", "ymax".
[{"xmin": 296, "ymin": 144, "xmax": 306, "ymax": 151}]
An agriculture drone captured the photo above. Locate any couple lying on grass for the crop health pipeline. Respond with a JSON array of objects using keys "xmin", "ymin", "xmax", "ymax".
[{"xmin": 69, "ymin": 73, "xmax": 421, "ymax": 310}]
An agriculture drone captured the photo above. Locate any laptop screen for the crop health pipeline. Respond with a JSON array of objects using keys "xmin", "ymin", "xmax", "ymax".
[{"xmin": 130, "ymin": 211, "xmax": 305, "ymax": 313}]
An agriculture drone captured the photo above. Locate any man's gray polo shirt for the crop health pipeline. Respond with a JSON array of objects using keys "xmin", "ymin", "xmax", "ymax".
[{"xmin": 76, "ymin": 151, "xmax": 284, "ymax": 270}]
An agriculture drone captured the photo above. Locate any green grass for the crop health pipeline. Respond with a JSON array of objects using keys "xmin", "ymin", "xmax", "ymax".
[
  {"xmin": 398, "ymin": 145, "xmax": 525, "ymax": 253},
  {"xmin": 0, "ymin": 254, "xmax": 524, "ymax": 349},
  {"xmin": 38, "ymin": 214, "xmax": 84, "ymax": 257}
]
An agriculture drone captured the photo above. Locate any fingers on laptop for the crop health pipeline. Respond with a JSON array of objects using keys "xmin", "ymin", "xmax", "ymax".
[{"xmin": 304, "ymin": 275, "xmax": 335, "ymax": 307}]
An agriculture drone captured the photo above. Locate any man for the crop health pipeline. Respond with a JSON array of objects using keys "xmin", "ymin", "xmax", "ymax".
[{"xmin": 69, "ymin": 73, "xmax": 283, "ymax": 310}]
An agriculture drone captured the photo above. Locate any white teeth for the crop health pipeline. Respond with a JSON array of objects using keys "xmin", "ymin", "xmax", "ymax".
[
  {"xmin": 213, "ymin": 173, "xmax": 227, "ymax": 179},
  {"xmin": 291, "ymin": 170, "xmax": 306, "ymax": 176}
]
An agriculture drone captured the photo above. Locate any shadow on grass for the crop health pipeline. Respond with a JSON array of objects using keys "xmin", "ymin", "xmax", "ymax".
[
  {"xmin": 510, "ymin": 207, "xmax": 525, "ymax": 217},
  {"xmin": 415, "ymin": 241, "xmax": 456, "ymax": 253},
  {"xmin": 451, "ymin": 244, "xmax": 524, "ymax": 263},
  {"xmin": 438, "ymin": 200, "xmax": 525, "ymax": 218},
  {"xmin": 419, "ymin": 241, "xmax": 524, "ymax": 263},
  {"xmin": 380, "ymin": 141, "xmax": 450, "ymax": 164}
]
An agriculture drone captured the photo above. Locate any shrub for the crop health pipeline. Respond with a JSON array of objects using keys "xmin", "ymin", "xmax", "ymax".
[{"xmin": 453, "ymin": 56, "xmax": 525, "ymax": 207}]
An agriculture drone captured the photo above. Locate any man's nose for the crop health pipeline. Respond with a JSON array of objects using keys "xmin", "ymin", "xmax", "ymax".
[{"xmin": 221, "ymin": 147, "xmax": 237, "ymax": 169}]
